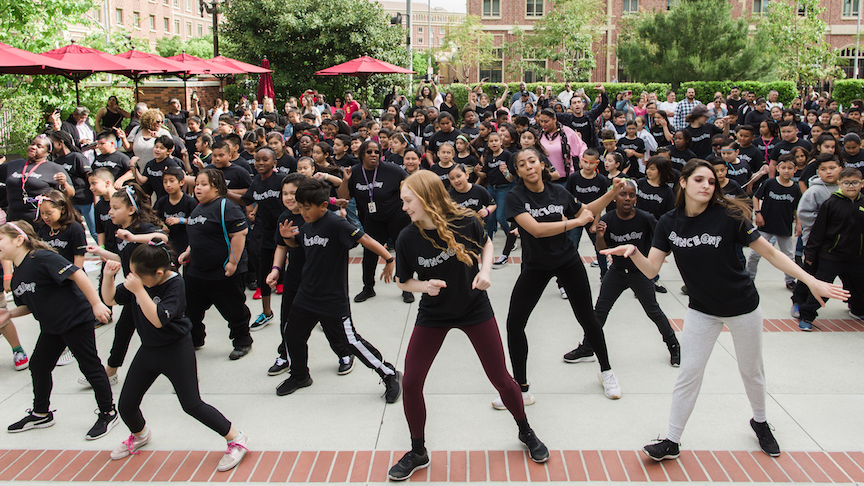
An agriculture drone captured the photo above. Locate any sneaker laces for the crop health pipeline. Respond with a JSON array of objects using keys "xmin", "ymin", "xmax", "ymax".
[
  {"xmin": 225, "ymin": 440, "xmax": 249, "ymax": 455},
  {"xmin": 601, "ymin": 371, "xmax": 618, "ymax": 388},
  {"xmin": 123, "ymin": 434, "xmax": 141, "ymax": 455}
]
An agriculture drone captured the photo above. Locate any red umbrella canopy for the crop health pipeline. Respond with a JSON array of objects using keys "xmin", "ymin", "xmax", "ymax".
[
  {"xmin": 257, "ymin": 58, "xmax": 275, "ymax": 103},
  {"xmin": 208, "ymin": 55, "xmax": 272, "ymax": 74},
  {"xmin": 315, "ymin": 55, "xmax": 415, "ymax": 77},
  {"xmin": 166, "ymin": 52, "xmax": 244, "ymax": 75},
  {"xmin": 40, "ymin": 43, "xmax": 144, "ymax": 75},
  {"xmin": 0, "ymin": 42, "xmax": 74, "ymax": 75},
  {"xmin": 115, "ymin": 50, "xmax": 194, "ymax": 75}
]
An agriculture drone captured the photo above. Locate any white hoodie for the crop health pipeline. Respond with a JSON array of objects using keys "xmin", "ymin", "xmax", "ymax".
[{"xmin": 798, "ymin": 176, "xmax": 838, "ymax": 244}]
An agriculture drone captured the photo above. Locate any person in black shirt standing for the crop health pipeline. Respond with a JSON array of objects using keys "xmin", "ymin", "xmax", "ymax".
[
  {"xmin": 165, "ymin": 98, "xmax": 190, "ymax": 137},
  {"xmin": 502, "ymin": 147, "xmax": 625, "ymax": 406},
  {"xmin": 601, "ymin": 159, "xmax": 848, "ymax": 462},
  {"xmin": 0, "ymin": 135, "xmax": 74, "ymax": 223},
  {"xmin": 153, "ymin": 168, "xmax": 197, "ymax": 263},
  {"xmin": 667, "ymin": 130, "xmax": 697, "ymax": 173},
  {"xmin": 337, "ymin": 140, "xmax": 413, "ymax": 303},
  {"xmin": 564, "ymin": 181, "xmax": 679, "ymax": 367},
  {"xmin": 133, "ymin": 135, "xmax": 182, "ymax": 202},
  {"xmin": 35, "ymin": 190, "xmax": 86, "ymax": 269},
  {"xmin": 49, "ymin": 131, "xmax": 94, "ymax": 239},
  {"xmin": 101, "ymin": 243, "xmax": 249, "ymax": 472},
  {"xmin": 388, "ymin": 171, "xmax": 549, "ymax": 481},
  {"xmin": 556, "ymin": 83, "xmax": 608, "ymax": 149},
  {"xmin": 684, "ymin": 105, "xmax": 728, "ymax": 159},
  {"xmin": 769, "ymin": 120, "xmax": 813, "ymax": 179},
  {"xmin": 206, "ymin": 141, "xmax": 252, "ymax": 207},
  {"xmin": 93, "ymin": 130, "xmax": 133, "ymax": 187}
]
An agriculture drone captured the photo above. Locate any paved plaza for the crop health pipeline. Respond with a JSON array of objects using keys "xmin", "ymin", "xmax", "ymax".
[{"xmin": 0, "ymin": 234, "xmax": 863, "ymax": 484}]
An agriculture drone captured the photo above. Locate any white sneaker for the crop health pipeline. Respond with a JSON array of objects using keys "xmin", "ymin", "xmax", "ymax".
[
  {"xmin": 111, "ymin": 427, "xmax": 152, "ymax": 460},
  {"xmin": 4, "ymin": 291, "xmax": 12, "ymax": 302},
  {"xmin": 217, "ymin": 431, "xmax": 249, "ymax": 472},
  {"xmin": 598, "ymin": 370, "xmax": 622, "ymax": 400},
  {"xmin": 79, "ymin": 373, "xmax": 119, "ymax": 387},
  {"xmin": 491, "ymin": 391, "xmax": 535, "ymax": 410},
  {"xmin": 559, "ymin": 288, "xmax": 568, "ymax": 299},
  {"xmin": 56, "ymin": 348, "xmax": 74, "ymax": 366},
  {"xmin": 492, "ymin": 255, "xmax": 508, "ymax": 269},
  {"xmin": 849, "ymin": 310, "xmax": 864, "ymax": 322}
]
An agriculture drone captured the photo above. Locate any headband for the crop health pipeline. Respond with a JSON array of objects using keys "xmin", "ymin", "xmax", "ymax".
[
  {"xmin": 6, "ymin": 222, "xmax": 29, "ymax": 241},
  {"xmin": 148, "ymin": 239, "xmax": 173, "ymax": 265},
  {"xmin": 34, "ymin": 195, "xmax": 52, "ymax": 220},
  {"xmin": 34, "ymin": 134, "xmax": 53, "ymax": 153},
  {"xmin": 602, "ymin": 139, "xmax": 617, "ymax": 143},
  {"xmin": 456, "ymin": 134, "xmax": 471, "ymax": 144},
  {"xmin": 125, "ymin": 186, "xmax": 139, "ymax": 213}
]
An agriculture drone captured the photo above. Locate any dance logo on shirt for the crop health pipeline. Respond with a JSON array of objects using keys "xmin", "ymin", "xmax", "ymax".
[
  {"xmin": 13, "ymin": 282, "xmax": 36, "ymax": 297},
  {"xmin": 525, "ymin": 203, "xmax": 564, "ymax": 218},
  {"xmin": 252, "ymin": 189, "xmax": 281, "ymax": 201},
  {"xmin": 418, "ymin": 248, "xmax": 456, "ymax": 268},
  {"xmin": 637, "ymin": 190, "xmax": 664, "ymax": 202},
  {"xmin": 668, "ymin": 231, "xmax": 723, "ymax": 248},
  {"xmin": 303, "ymin": 234, "xmax": 330, "ymax": 247},
  {"xmin": 608, "ymin": 231, "xmax": 644, "ymax": 243},
  {"xmin": 457, "ymin": 198, "xmax": 480, "ymax": 208},
  {"xmin": 10, "ymin": 172, "xmax": 42, "ymax": 180},
  {"xmin": 187, "ymin": 215, "xmax": 208, "ymax": 226},
  {"xmin": 767, "ymin": 191, "xmax": 796, "ymax": 202},
  {"xmin": 44, "ymin": 238, "xmax": 69, "ymax": 249},
  {"xmin": 573, "ymin": 185, "xmax": 601, "ymax": 194},
  {"xmin": 355, "ymin": 181, "xmax": 384, "ymax": 191}
]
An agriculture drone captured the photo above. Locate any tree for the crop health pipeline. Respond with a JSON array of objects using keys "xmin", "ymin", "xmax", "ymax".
[
  {"xmin": 221, "ymin": 0, "xmax": 407, "ymax": 105},
  {"xmin": 156, "ymin": 35, "xmax": 215, "ymax": 59},
  {"xmin": 81, "ymin": 31, "xmax": 151, "ymax": 54},
  {"xmin": 0, "ymin": 0, "xmax": 94, "ymax": 53},
  {"xmin": 756, "ymin": 0, "xmax": 844, "ymax": 88},
  {"xmin": 412, "ymin": 51, "xmax": 436, "ymax": 77},
  {"xmin": 529, "ymin": 0, "xmax": 603, "ymax": 82},
  {"xmin": 439, "ymin": 15, "xmax": 497, "ymax": 83},
  {"xmin": 616, "ymin": 0, "xmax": 770, "ymax": 87}
]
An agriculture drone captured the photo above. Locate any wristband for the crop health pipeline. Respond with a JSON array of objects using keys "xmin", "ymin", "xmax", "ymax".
[
  {"xmin": 179, "ymin": 217, "xmax": 186, "ymax": 224},
  {"xmin": 330, "ymin": 197, "xmax": 337, "ymax": 205},
  {"xmin": 3, "ymin": 275, "xmax": 11, "ymax": 281},
  {"xmin": 754, "ymin": 210, "xmax": 761, "ymax": 214},
  {"xmin": 564, "ymin": 219, "xmax": 568, "ymax": 232},
  {"xmin": 272, "ymin": 265, "xmax": 281, "ymax": 271},
  {"xmin": 385, "ymin": 256, "xmax": 395, "ymax": 264}
]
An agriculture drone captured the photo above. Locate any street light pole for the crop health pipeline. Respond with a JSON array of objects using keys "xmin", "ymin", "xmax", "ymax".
[
  {"xmin": 200, "ymin": 0, "xmax": 224, "ymax": 56},
  {"xmin": 407, "ymin": 0, "xmax": 413, "ymax": 92},
  {"xmin": 856, "ymin": 0, "xmax": 861, "ymax": 79}
]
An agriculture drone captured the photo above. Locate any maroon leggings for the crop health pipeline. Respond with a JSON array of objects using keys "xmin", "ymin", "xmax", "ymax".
[{"xmin": 402, "ymin": 317, "xmax": 526, "ymax": 439}]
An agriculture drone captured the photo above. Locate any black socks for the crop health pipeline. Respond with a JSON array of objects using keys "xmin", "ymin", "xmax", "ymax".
[
  {"xmin": 411, "ymin": 437, "xmax": 426, "ymax": 455},
  {"xmin": 516, "ymin": 419, "xmax": 531, "ymax": 436}
]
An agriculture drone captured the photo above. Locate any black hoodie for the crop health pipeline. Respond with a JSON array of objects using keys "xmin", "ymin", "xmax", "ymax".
[{"xmin": 804, "ymin": 190, "xmax": 864, "ymax": 263}]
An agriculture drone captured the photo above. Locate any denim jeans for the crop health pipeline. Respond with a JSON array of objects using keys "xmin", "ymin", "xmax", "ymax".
[
  {"xmin": 75, "ymin": 203, "xmax": 96, "ymax": 240},
  {"xmin": 486, "ymin": 184, "xmax": 512, "ymax": 238}
]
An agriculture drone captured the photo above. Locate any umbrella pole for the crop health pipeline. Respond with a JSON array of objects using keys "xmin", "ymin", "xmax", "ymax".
[
  {"xmin": 75, "ymin": 79, "xmax": 81, "ymax": 106},
  {"xmin": 184, "ymin": 77, "xmax": 188, "ymax": 111},
  {"xmin": 135, "ymin": 78, "xmax": 140, "ymax": 104}
]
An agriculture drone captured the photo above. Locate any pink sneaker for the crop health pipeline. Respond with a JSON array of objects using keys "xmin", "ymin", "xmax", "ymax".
[
  {"xmin": 111, "ymin": 428, "xmax": 151, "ymax": 460},
  {"xmin": 217, "ymin": 432, "xmax": 249, "ymax": 472}
]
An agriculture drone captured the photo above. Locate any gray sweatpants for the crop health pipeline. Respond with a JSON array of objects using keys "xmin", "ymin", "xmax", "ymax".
[
  {"xmin": 746, "ymin": 232, "xmax": 796, "ymax": 285},
  {"xmin": 667, "ymin": 306, "xmax": 766, "ymax": 443}
]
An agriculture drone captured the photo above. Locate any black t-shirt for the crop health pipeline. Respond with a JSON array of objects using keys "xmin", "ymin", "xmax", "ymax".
[
  {"xmin": 483, "ymin": 150, "xmax": 513, "ymax": 187},
  {"xmin": 427, "ymin": 129, "xmax": 462, "ymax": 153},
  {"xmin": 753, "ymin": 137, "xmax": 776, "ymax": 166},
  {"xmin": 650, "ymin": 125, "xmax": 669, "ymax": 149},
  {"xmin": 347, "ymin": 162, "xmax": 407, "ymax": 222},
  {"xmin": 429, "ymin": 163, "xmax": 455, "ymax": 190},
  {"xmin": 334, "ymin": 154, "xmax": 359, "ymax": 168},
  {"xmin": 238, "ymin": 150, "xmax": 253, "ymax": 162},
  {"xmin": 685, "ymin": 124, "xmax": 722, "ymax": 159},
  {"xmin": 721, "ymin": 179, "xmax": 747, "ymax": 199},
  {"xmin": 275, "ymin": 210, "xmax": 305, "ymax": 292},
  {"xmin": 275, "ymin": 153, "xmax": 298, "ymax": 175},
  {"xmin": 154, "ymin": 193, "xmax": 198, "ymax": 253},
  {"xmin": 737, "ymin": 144, "xmax": 764, "ymax": 175},
  {"xmin": 94, "ymin": 198, "xmax": 118, "ymax": 253},
  {"xmin": 653, "ymin": 205, "xmax": 761, "ymax": 317},
  {"xmin": 667, "ymin": 146, "xmax": 697, "ymax": 173},
  {"xmin": 230, "ymin": 157, "xmax": 254, "ymax": 175},
  {"xmin": 449, "ymin": 184, "xmax": 493, "ymax": 213},
  {"xmin": 186, "ymin": 198, "xmax": 248, "ymax": 280},
  {"xmin": 114, "ymin": 272, "xmax": 192, "ymax": 346},
  {"xmin": 506, "ymin": 182, "xmax": 582, "ymax": 270},
  {"xmin": 204, "ymin": 163, "xmax": 253, "ymax": 190},
  {"xmin": 141, "ymin": 157, "xmax": 181, "ymax": 201},
  {"xmin": 636, "ymin": 178, "xmax": 675, "ymax": 219},
  {"xmin": 601, "ymin": 209, "xmax": 656, "ymax": 271},
  {"xmin": 770, "ymin": 139, "xmax": 813, "ymax": 163},
  {"xmin": 0, "ymin": 159, "xmax": 72, "ymax": 222},
  {"xmin": 93, "ymin": 151, "xmax": 131, "ymax": 181},
  {"xmin": 754, "ymin": 178, "xmax": 801, "ymax": 236},
  {"xmin": 565, "ymin": 172, "xmax": 608, "ymax": 206},
  {"xmin": 744, "ymin": 109, "xmax": 770, "ymax": 127},
  {"xmin": 294, "ymin": 211, "xmax": 363, "ymax": 317},
  {"xmin": 455, "ymin": 154, "xmax": 479, "ymax": 168},
  {"xmin": 395, "ymin": 216, "xmax": 493, "ymax": 327},
  {"xmin": 461, "ymin": 126, "xmax": 480, "ymax": 141},
  {"xmin": 726, "ymin": 97, "xmax": 745, "ymax": 116},
  {"xmin": 12, "ymin": 250, "xmax": 93, "ymax": 333},
  {"xmin": 184, "ymin": 130, "xmax": 200, "ymax": 160},
  {"xmin": 726, "ymin": 159, "xmax": 751, "ymax": 187},
  {"xmin": 241, "ymin": 172, "xmax": 287, "ymax": 249},
  {"xmin": 53, "ymin": 152, "xmax": 92, "ymax": 205},
  {"xmin": 116, "ymin": 222, "xmax": 163, "ymax": 276},
  {"xmin": 617, "ymin": 136, "xmax": 646, "ymax": 168},
  {"xmin": 166, "ymin": 110, "xmax": 189, "ymax": 137},
  {"xmin": 37, "ymin": 223, "xmax": 86, "ymax": 263},
  {"xmin": 843, "ymin": 149, "xmax": 864, "ymax": 171}
]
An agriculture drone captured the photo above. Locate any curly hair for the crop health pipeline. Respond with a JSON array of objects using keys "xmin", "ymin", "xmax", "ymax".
[{"xmin": 139, "ymin": 109, "xmax": 164, "ymax": 129}]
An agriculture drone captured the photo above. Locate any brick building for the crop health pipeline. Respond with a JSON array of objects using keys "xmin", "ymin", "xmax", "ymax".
[
  {"xmin": 466, "ymin": 0, "xmax": 864, "ymax": 83},
  {"xmin": 379, "ymin": 2, "xmax": 466, "ymax": 51}
]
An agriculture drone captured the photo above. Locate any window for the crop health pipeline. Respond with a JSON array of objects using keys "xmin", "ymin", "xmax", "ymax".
[
  {"xmin": 91, "ymin": 7, "xmax": 103, "ymax": 22},
  {"xmin": 840, "ymin": 47, "xmax": 864, "ymax": 78},
  {"xmin": 198, "ymin": 23, "xmax": 203, "ymax": 35},
  {"xmin": 175, "ymin": 20, "xmax": 181, "ymax": 34},
  {"xmin": 753, "ymin": 0, "xmax": 769, "ymax": 14},
  {"xmin": 115, "ymin": 8, "xmax": 122, "ymax": 24},
  {"xmin": 526, "ymin": 0, "xmax": 544, "ymax": 17},
  {"xmin": 483, "ymin": 0, "xmax": 500, "ymax": 17},
  {"xmin": 149, "ymin": 15, "xmax": 156, "ymax": 30},
  {"xmin": 418, "ymin": 37, "xmax": 424, "ymax": 44},
  {"xmin": 133, "ymin": 11, "xmax": 140, "ymax": 28},
  {"xmin": 844, "ymin": 0, "xmax": 860, "ymax": 17},
  {"xmin": 622, "ymin": 0, "xmax": 638, "ymax": 13},
  {"xmin": 617, "ymin": 60, "xmax": 633, "ymax": 83},
  {"xmin": 186, "ymin": 0, "xmax": 191, "ymax": 10},
  {"xmin": 666, "ymin": 0, "xmax": 678, "ymax": 9},
  {"xmin": 174, "ymin": 0, "xmax": 179, "ymax": 7},
  {"xmin": 523, "ymin": 60, "xmax": 546, "ymax": 83},
  {"xmin": 418, "ymin": 26, "xmax": 423, "ymax": 33},
  {"xmin": 186, "ymin": 22, "xmax": 192, "ymax": 35},
  {"xmin": 164, "ymin": 17, "xmax": 170, "ymax": 32},
  {"xmin": 479, "ymin": 48, "xmax": 503, "ymax": 83}
]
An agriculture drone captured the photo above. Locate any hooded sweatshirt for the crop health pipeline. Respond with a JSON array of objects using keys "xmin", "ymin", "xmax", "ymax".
[
  {"xmin": 804, "ymin": 190, "xmax": 864, "ymax": 263},
  {"xmin": 798, "ymin": 177, "xmax": 839, "ymax": 244}
]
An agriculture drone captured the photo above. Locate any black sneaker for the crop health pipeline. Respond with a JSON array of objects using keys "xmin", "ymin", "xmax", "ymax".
[
  {"xmin": 246, "ymin": 280, "xmax": 258, "ymax": 291},
  {"xmin": 643, "ymin": 439, "xmax": 680, "ymax": 461},
  {"xmin": 86, "ymin": 405, "xmax": 119, "ymax": 440},
  {"xmin": 268, "ymin": 357, "xmax": 289, "ymax": 376},
  {"xmin": 383, "ymin": 371, "xmax": 402, "ymax": 403},
  {"xmin": 655, "ymin": 282, "xmax": 668, "ymax": 294},
  {"xmin": 668, "ymin": 343, "xmax": 681, "ymax": 367},
  {"xmin": 337, "ymin": 356, "xmax": 355, "ymax": 375},
  {"xmin": 276, "ymin": 375, "xmax": 313, "ymax": 396},
  {"xmin": 518, "ymin": 429, "xmax": 550, "ymax": 463},
  {"xmin": 680, "ymin": 285, "xmax": 688, "ymax": 295},
  {"xmin": 354, "ymin": 287, "xmax": 376, "ymax": 303},
  {"xmin": 229, "ymin": 345, "xmax": 252, "ymax": 360},
  {"xmin": 750, "ymin": 419, "xmax": 781, "ymax": 457},
  {"xmin": 402, "ymin": 291, "xmax": 415, "ymax": 303},
  {"xmin": 387, "ymin": 451, "xmax": 430, "ymax": 481},
  {"xmin": 563, "ymin": 343, "xmax": 596, "ymax": 363},
  {"xmin": 8, "ymin": 410, "xmax": 54, "ymax": 433}
]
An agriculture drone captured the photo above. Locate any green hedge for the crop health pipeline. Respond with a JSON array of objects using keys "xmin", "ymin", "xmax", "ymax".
[
  {"xmin": 831, "ymin": 80, "xmax": 864, "ymax": 108},
  {"xmin": 678, "ymin": 81, "xmax": 797, "ymax": 105}
]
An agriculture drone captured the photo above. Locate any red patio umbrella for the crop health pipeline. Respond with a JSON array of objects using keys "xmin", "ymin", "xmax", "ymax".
[
  {"xmin": 207, "ymin": 55, "xmax": 272, "ymax": 74},
  {"xmin": 41, "ymin": 43, "xmax": 145, "ymax": 105},
  {"xmin": 0, "ymin": 42, "xmax": 75, "ymax": 75},
  {"xmin": 167, "ymin": 52, "xmax": 244, "ymax": 103},
  {"xmin": 256, "ymin": 58, "xmax": 275, "ymax": 103},
  {"xmin": 314, "ymin": 55, "xmax": 415, "ymax": 78},
  {"xmin": 115, "ymin": 50, "xmax": 194, "ymax": 103}
]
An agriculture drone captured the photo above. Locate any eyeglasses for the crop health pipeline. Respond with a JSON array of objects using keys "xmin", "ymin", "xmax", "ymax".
[
  {"xmin": 366, "ymin": 149, "xmax": 380, "ymax": 154},
  {"xmin": 840, "ymin": 180, "xmax": 862, "ymax": 187}
]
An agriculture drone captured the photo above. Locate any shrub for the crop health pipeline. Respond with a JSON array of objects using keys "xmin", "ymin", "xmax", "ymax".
[{"xmin": 831, "ymin": 80, "xmax": 864, "ymax": 108}]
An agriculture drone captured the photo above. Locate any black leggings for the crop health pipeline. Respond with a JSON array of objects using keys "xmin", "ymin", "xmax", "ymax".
[
  {"xmin": 277, "ymin": 290, "xmax": 350, "ymax": 360},
  {"xmin": 403, "ymin": 317, "xmax": 525, "ymax": 439},
  {"xmin": 185, "ymin": 273, "xmax": 252, "ymax": 348},
  {"xmin": 507, "ymin": 260, "xmax": 611, "ymax": 385},
  {"xmin": 108, "ymin": 306, "xmax": 134, "ymax": 368},
  {"xmin": 257, "ymin": 247, "xmax": 276, "ymax": 298},
  {"xmin": 361, "ymin": 214, "xmax": 410, "ymax": 289},
  {"xmin": 30, "ymin": 322, "xmax": 113, "ymax": 414},
  {"xmin": 286, "ymin": 306, "xmax": 395, "ymax": 380},
  {"xmin": 118, "ymin": 335, "xmax": 231, "ymax": 436}
]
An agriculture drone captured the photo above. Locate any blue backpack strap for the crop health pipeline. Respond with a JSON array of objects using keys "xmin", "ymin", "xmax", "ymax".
[{"xmin": 221, "ymin": 198, "xmax": 233, "ymax": 268}]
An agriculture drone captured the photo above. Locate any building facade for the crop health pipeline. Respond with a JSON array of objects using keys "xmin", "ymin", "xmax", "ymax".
[
  {"xmin": 378, "ymin": 1, "xmax": 466, "ymax": 52},
  {"xmin": 466, "ymin": 0, "xmax": 864, "ymax": 83}
]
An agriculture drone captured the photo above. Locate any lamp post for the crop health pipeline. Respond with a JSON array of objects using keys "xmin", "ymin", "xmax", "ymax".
[{"xmin": 199, "ymin": 0, "xmax": 225, "ymax": 56}]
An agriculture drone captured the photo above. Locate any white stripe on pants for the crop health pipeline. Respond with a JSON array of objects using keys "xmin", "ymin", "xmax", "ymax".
[
  {"xmin": 746, "ymin": 233, "xmax": 796, "ymax": 285},
  {"xmin": 667, "ymin": 306, "xmax": 766, "ymax": 443}
]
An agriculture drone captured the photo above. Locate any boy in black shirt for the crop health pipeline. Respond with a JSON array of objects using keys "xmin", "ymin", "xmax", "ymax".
[
  {"xmin": 617, "ymin": 121, "xmax": 646, "ymax": 176},
  {"xmin": 93, "ymin": 130, "xmax": 132, "ymax": 187},
  {"xmin": 134, "ymin": 135, "xmax": 181, "ymax": 201},
  {"xmin": 735, "ymin": 125, "xmax": 764, "ymax": 181},
  {"xmin": 206, "ymin": 141, "xmax": 252, "ymax": 207},
  {"xmin": 564, "ymin": 149, "xmax": 609, "ymax": 277},
  {"xmin": 769, "ymin": 120, "xmax": 813, "ymax": 179},
  {"xmin": 184, "ymin": 116, "xmax": 203, "ymax": 161},
  {"xmin": 842, "ymin": 133, "xmax": 864, "ymax": 171},
  {"xmin": 224, "ymin": 134, "xmax": 254, "ymax": 175},
  {"xmin": 278, "ymin": 179, "xmax": 402, "ymax": 402},
  {"xmin": 154, "ymin": 168, "xmax": 197, "ymax": 262}
]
